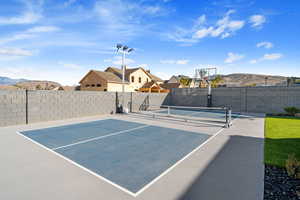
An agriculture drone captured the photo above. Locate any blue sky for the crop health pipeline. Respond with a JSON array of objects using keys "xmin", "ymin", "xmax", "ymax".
[{"xmin": 0, "ymin": 0, "xmax": 299, "ymax": 85}]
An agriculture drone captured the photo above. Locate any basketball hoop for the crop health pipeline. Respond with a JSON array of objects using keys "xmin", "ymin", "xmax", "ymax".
[{"xmin": 193, "ymin": 66, "xmax": 218, "ymax": 107}]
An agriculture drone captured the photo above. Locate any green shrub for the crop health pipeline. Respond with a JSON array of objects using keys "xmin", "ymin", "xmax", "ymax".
[
  {"xmin": 284, "ymin": 107, "xmax": 300, "ymax": 116},
  {"xmin": 286, "ymin": 154, "xmax": 300, "ymax": 179}
]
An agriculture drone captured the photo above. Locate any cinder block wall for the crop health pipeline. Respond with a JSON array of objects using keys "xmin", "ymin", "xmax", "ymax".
[
  {"xmin": 171, "ymin": 87, "xmax": 300, "ymax": 113},
  {"xmin": 130, "ymin": 93, "xmax": 170, "ymax": 112},
  {"xmin": 245, "ymin": 87, "xmax": 300, "ymax": 113},
  {"xmin": 27, "ymin": 91, "xmax": 117, "ymax": 123},
  {"xmin": 0, "ymin": 90, "xmax": 26, "ymax": 127},
  {"xmin": 2, "ymin": 87, "xmax": 299, "ymax": 127},
  {"xmin": 0, "ymin": 90, "xmax": 170, "ymax": 127},
  {"xmin": 170, "ymin": 88, "xmax": 207, "ymax": 107}
]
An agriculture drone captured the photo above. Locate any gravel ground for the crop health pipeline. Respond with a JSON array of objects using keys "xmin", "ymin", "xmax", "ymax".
[{"xmin": 264, "ymin": 165, "xmax": 300, "ymax": 200}]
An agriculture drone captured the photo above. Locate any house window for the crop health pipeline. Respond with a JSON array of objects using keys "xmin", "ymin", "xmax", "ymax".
[
  {"xmin": 131, "ymin": 76, "xmax": 135, "ymax": 82},
  {"xmin": 104, "ymin": 89, "xmax": 107, "ymax": 91},
  {"xmin": 97, "ymin": 84, "xmax": 101, "ymax": 87},
  {"xmin": 85, "ymin": 84, "xmax": 90, "ymax": 87},
  {"xmin": 146, "ymin": 78, "xmax": 149, "ymax": 83},
  {"xmin": 139, "ymin": 77, "xmax": 141, "ymax": 83},
  {"xmin": 91, "ymin": 84, "xmax": 95, "ymax": 87}
]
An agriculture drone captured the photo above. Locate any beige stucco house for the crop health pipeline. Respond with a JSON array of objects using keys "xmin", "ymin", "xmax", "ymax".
[{"xmin": 79, "ymin": 67, "xmax": 163, "ymax": 92}]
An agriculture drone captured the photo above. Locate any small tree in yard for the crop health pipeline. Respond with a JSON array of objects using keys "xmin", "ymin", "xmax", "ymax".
[
  {"xmin": 35, "ymin": 84, "xmax": 42, "ymax": 90},
  {"xmin": 211, "ymin": 75, "xmax": 223, "ymax": 88},
  {"xmin": 179, "ymin": 78, "xmax": 191, "ymax": 87},
  {"xmin": 284, "ymin": 107, "xmax": 300, "ymax": 116},
  {"xmin": 286, "ymin": 154, "xmax": 300, "ymax": 179}
]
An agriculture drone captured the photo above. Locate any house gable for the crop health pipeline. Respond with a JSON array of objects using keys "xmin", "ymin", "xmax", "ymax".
[
  {"xmin": 79, "ymin": 70, "xmax": 109, "ymax": 91},
  {"xmin": 168, "ymin": 76, "xmax": 180, "ymax": 83},
  {"xmin": 128, "ymin": 68, "xmax": 152, "ymax": 81}
]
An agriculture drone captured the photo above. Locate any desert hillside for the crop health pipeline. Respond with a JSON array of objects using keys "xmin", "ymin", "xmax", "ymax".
[
  {"xmin": 0, "ymin": 76, "xmax": 62, "ymax": 90},
  {"xmin": 0, "ymin": 76, "xmax": 28, "ymax": 85},
  {"xmin": 219, "ymin": 73, "xmax": 288, "ymax": 87},
  {"xmin": 15, "ymin": 81, "xmax": 61, "ymax": 90}
]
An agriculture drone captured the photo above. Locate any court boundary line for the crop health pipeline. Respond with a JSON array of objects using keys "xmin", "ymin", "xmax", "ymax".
[
  {"xmin": 16, "ymin": 131, "xmax": 138, "ymax": 197},
  {"xmin": 16, "ymin": 123, "xmax": 226, "ymax": 198},
  {"xmin": 52, "ymin": 125, "xmax": 150, "ymax": 150},
  {"xmin": 133, "ymin": 126, "xmax": 226, "ymax": 196}
]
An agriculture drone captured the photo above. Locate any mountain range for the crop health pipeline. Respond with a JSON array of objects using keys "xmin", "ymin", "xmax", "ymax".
[
  {"xmin": 0, "ymin": 76, "xmax": 29, "ymax": 85},
  {"xmin": 0, "ymin": 76, "xmax": 61, "ymax": 90}
]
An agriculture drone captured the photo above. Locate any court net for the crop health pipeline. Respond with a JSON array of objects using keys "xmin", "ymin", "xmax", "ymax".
[{"xmin": 127, "ymin": 103, "xmax": 232, "ymax": 128}]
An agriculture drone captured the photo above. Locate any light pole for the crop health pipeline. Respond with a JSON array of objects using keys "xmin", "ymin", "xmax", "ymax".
[{"xmin": 116, "ymin": 44, "xmax": 134, "ymax": 113}]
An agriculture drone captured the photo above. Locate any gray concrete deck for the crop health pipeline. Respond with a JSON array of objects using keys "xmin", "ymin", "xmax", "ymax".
[{"xmin": 0, "ymin": 114, "xmax": 264, "ymax": 200}]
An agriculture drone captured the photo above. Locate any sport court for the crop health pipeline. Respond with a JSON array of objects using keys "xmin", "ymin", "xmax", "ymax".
[
  {"xmin": 0, "ymin": 106, "xmax": 264, "ymax": 200},
  {"xmin": 19, "ymin": 118, "xmax": 212, "ymax": 195}
]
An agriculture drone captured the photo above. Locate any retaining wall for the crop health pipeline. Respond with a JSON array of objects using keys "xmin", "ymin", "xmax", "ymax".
[
  {"xmin": 170, "ymin": 87, "xmax": 300, "ymax": 113},
  {"xmin": 1, "ymin": 87, "xmax": 299, "ymax": 127},
  {"xmin": 0, "ymin": 90, "xmax": 170, "ymax": 127}
]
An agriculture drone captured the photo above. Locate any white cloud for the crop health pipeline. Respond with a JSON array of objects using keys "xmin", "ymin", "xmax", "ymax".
[
  {"xmin": 250, "ymin": 53, "xmax": 283, "ymax": 64},
  {"xmin": 160, "ymin": 59, "xmax": 189, "ymax": 65},
  {"xmin": 263, "ymin": 53, "xmax": 282, "ymax": 60},
  {"xmin": 155, "ymin": 72, "xmax": 171, "ymax": 80},
  {"xmin": 0, "ymin": 66, "xmax": 85, "ymax": 85},
  {"xmin": 113, "ymin": 58, "xmax": 135, "ymax": 65},
  {"xmin": 58, "ymin": 61, "xmax": 82, "ymax": 70},
  {"xmin": 0, "ymin": 11, "xmax": 41, "ymax": 25},
  {"xmin": 176, "ymin": 60, "xmax": 189, "ymax": 64},
  {"xmin": 211, "ymin": 10, "xmax": 245, "ymax": 38},
  {"xmin": 27, "ymin": 26, "xmax": 60, "ymax": 33},
  {"xmin": 194, "ymin": 27, "xmax": 213, "ymax": 39},
  {"xmin": 143, "ymin": 6, "xmax": 162, "ymax": 15},
  {"xmin": 105, "ymin": 56, "xmax": 135, "ymax": 65},
  {"xmin": 94, "ymin": 0, "xmax": 168, "ymax": 38},
  {"xmin": 64, "ymin": 0, "xmax": 78, "ymax": 7},
  {"xmin": 256, "ymin": 41, "xmax": 273, "ymax": 49},
  {"xmin": 0, "ymin": 33, "xmax": 36, "ymax": 45},
  {"xmin": 166, "ymin": 28, "xmax": 198, "ymax": 44},
  {"xmin": 249, "ymin": 15, "xmax": 266, "ymax": 28},
  {"xmin": 104, "ymin": 59, "xmax": 112, "ymax": 62},
  {"xmin": 0, "ymin": 26, "xmax": 59, "ymax": 45},
  {"xmin": 196, "ymin": 15, "xmax": 206, "ymax": 25},
  {"xmin": 170, "ymin": 9, "xmax": 245, "ymax": 44},
  {"xmin": 0, "ymin": 1, "xmax": 43, "ymax": 25},
  {"xmin": 224, "ymin": 52, "xmax": 244, "ymax": 63},
  {"xmin": 0, "ymin": 47, "xmax": 33, "ymax": 56}
]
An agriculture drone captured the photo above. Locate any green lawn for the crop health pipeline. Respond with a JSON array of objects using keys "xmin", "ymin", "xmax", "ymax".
[{"xmin": 265, "ymin": 116, "xmax": 300, "ymax": 167}]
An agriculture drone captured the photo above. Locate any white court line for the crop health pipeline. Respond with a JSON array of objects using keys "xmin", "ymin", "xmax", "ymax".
[
  {"xmin": 133, "ymin": 126, "xmax": 226, "ymax": 196},
  {"xmin": 52, "ymin": 125, "xmax": 150, "ymax": 150},
  {"xmin": 17, "ymin": 123, "xmax": 226, "ymax": 197},
  {"xmin": 17, "ymin": 131, "xmax": 138, "ymax": 197}
]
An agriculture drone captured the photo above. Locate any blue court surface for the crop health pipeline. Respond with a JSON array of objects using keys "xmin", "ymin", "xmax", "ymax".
[{"xmin": 20, "ymin": 119, "xmax": 211, "ymax": 195}]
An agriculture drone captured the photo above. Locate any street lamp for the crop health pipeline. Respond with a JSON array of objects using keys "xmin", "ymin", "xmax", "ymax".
[{"xmin": 116, "ymin": 44, "xmax": 134, "ymax": 112}]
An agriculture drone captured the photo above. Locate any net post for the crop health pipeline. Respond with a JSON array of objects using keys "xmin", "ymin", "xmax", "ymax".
[
  {"xmin": 128, "ymin": 101, "xmax": 132, "ymax": 113},
  {"xmin": 225, "ymin": 107, "xmax": 232, "ymax": 128}
]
